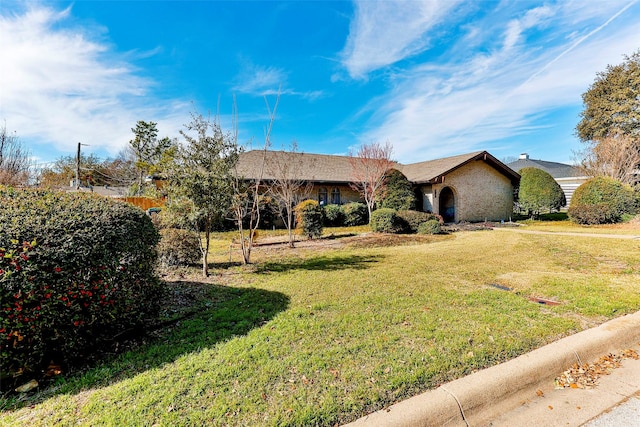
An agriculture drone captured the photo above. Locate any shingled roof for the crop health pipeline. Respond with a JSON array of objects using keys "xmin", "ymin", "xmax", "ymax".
[
  {"xmin": 506, "ymin": 156, "xmax": 584, "ymax": 179},
  {"xmin": 237, "ymin": 150, "xmax": 519, "ymax": 185}
]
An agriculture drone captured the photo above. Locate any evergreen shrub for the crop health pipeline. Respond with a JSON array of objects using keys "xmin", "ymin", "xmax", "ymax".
[
  {"xmin": 396, "ymin": 210, "xmax": 442, "ymax": 233},
  {"xmin": 323, "ymin": 204, "xmax": 344, "ymax": 227},
  {"xmin": 0, "ymin": 187, "xmax": 161, "ymax": 375},
  {"xmin": 417, "ymin": 220, "xmax": 442, "ymax": 235},
  {"xmin": 343, "ymin": 202, "xmax": 368, "ymax": 226},
  {"xmin": 158, "ymin": 228, "xmax": 201, "ymax": 267},
  {"xmin": 370, "ymin": 208, "xmax": 403, "ymax": 233},
  {"xmin": 568, "ymin": 177, "xmax": 636, "ymax": 224},
  {"xmin": 381, "ymin": 170, "xmax": 416, "ymax": 210},
  {"xmin": 295, "ymin": 200, "xmax": 323, "ymax": 239}
]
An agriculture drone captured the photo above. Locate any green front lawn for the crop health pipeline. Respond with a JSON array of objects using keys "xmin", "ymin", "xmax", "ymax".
[{"xmin": 2, "ymin": 227, "xmax": 640, "ymax": 426}]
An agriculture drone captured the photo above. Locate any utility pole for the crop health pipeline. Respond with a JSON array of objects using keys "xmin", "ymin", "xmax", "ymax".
[
  {"xmin": 75, "ymin": 142, "xmax": 89, "ymax": 189},
  {"xmin": 76, "ymin": 142, "xmax": 81, "ymax": 189}
]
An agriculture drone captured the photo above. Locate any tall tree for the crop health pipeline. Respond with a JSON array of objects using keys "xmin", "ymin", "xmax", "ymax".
[
  {"xmin": 0, "ymin": 125, "xmax": 32, "ymax": 186},
  {"xmin": 231, "ymin": 93, "xmax": 279, "ymax": 263},
  {"xmin": 349, "ymin": 141, "xmax": 395, "ymax": 223},
  {"xmin": 168, "ymin": 112, "xmax": 239, "ymax": 277},
  {"xmin": 576, "ymin": 51, "xmax": 640, "ymax": 142},
  {"xmin": 265, "ymin": 141, "xmax": 313, "ymax": 248},
  {"xmin": 576, "ymin": 51, "xmax": 640, "ymax": 184},
  {"xmin": 128, "ymin": 121, "xmax": 177, "ymax": 192}
]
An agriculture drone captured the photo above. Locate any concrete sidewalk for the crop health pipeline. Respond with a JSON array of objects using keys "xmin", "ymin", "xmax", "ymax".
[{"xmin": 345, "ymin": 311, "xmax": 640, "ymax": 427}]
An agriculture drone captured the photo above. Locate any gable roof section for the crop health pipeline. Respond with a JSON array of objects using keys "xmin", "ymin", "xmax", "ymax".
[
  {"xmin": 399, "ymin": 151, "xmax": 520, "ymax": 185},
  {"xmin": 506, "ymin": 158, "xmax": 584, "ymax": 179},
  {"xmin": 237, "ymin": 150, "xmax": 519, "ymax": 185}
]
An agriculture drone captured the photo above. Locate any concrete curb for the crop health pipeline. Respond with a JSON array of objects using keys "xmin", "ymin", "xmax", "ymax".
[{"xmin": 344, "ymin": 311, "xmax": 640, "ymax": 427}]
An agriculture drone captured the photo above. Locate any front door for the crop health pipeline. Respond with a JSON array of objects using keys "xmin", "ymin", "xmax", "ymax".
[{"xmin": 439, "ymin": 187, "xmax": 455, "ymax": 223}]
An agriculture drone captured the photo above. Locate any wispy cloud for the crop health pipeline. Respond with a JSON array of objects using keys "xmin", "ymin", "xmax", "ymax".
[
  {"xmin": 347, "ymin": 0, "xmax": 639, "ymax": 162},
  {"xmin": 0, "ymin": 4, "xmax": 187, "ymax": 158},
  {"xmin": 340, "ymin": 0, "xmax": 463, "ymax": 79},
  {"xmin": 232, "ymin": 60, "xmax": 324, "ymax": 101}
]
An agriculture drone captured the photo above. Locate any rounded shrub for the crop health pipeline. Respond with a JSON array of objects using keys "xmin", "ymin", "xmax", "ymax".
[
  {"xmin": 568, "ymin": 177, "xmax": 636, "ymax": 224},
  {"xmin": 396, "ymin": 210, "xmax": 442, "ymax": 233},
  {"xmin": 370, "ymin": 208, "xmax": 402, "ymax": 233},
  {"xmin": 517, "ymin": 167, "xmax": 566, "ymax": 217},
  {"xmin": 0, "ymin": 187, "xmax": 161, "ymax": 375},
  {"xmin": 158, "ymin": 228, "xmax": 201, "ymax": 267},
  {"xmin": 417, "ymin": 219, "xmax": 442, "ymax": 235},
  {"xmin": 295, "ymin": 199, "xmax": 323, "ymax": 239},
  {"xmin": 323, "ymin": 204, "xmax": 344, "ymax": 227},
  {"xmin": 343, "ymin": 202, "xmax": 368, "ymax": 226}
]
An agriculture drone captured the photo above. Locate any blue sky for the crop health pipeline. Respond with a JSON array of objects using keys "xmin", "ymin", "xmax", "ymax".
[{"xmin": 1, "ymin": 0, "xmax": 639, "ymax": 169}]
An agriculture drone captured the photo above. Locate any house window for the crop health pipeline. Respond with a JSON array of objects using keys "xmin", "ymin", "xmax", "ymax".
[
  {"xmin": 331, "ymin": 187, "xmax": 341, "ymax": 205},
  {"xmin": 318, "ymin": 187, "xmax": 328, "ymax": 206}
]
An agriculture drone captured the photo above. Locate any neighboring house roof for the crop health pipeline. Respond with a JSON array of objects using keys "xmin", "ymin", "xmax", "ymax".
[
  {"xmin": 506, "ymin": 156, "xmax": 584, "ymax": 179},
  {"xmin": 237, "ymin": 149, "xmax": 520, "ymax": 185}
]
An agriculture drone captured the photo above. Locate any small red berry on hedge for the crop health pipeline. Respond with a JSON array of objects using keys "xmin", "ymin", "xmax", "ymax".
[{"xmin": 54, "ymin": 267, "xmax": 62, "ymax": 272}]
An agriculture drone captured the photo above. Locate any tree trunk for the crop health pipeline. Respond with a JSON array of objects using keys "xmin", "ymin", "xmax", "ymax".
[{"xmin": 202, "ymin": 222, "xmax": 210, "ymax": 277}]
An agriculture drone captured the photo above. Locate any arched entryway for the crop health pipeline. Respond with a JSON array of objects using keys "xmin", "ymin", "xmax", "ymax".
[{"xmin": 439, "ymin": 186, "xmax": 455, "ymax": 223}]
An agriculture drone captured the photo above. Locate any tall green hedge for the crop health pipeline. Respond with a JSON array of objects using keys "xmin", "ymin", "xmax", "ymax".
[
  {"xmin": 381, "ymin": 170, "xmax": 416, "ymax": 211},
  {"xmin": 517, "ymin": 167, "xmax": 566, "ymax": 217},
  {"xmin": 0, "ymin": 187, "xmax": 161, "ymax": 375},
  {"xmin": 568, "ymin": 177, "xmax": 636, "ymax": 224}
]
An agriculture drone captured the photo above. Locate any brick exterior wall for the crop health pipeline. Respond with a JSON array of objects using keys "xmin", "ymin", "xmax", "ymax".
[
  {"xmin": 423, "ymin": 160, "xmax": 514, "ymax": 222},
  {"xmin": 309, "ymin": 184, "xmax": 362, "ymax": 206}
]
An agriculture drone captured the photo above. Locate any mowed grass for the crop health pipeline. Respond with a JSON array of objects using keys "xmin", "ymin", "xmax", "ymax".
[{"xmin": 2, "ymin": 227, "xmax": 640, "ymax": 426}]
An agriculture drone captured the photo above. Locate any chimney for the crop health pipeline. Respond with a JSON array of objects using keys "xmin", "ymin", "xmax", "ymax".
[{"xmin": 519, "ymin": 153, "xmax": 529, "ymax": 160}]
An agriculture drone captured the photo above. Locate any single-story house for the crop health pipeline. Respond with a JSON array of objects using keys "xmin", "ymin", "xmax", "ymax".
[
  {"xmin": 237, "ymin": 150, "xmax": 520, "ymax": 223},
  {"xmin": 506, "ymin": 153, "xmax": 589, "ymax": 207}
]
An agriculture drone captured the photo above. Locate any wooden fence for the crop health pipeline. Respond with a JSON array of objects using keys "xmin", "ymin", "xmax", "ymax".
[{"xmin": 120, "ymin": 197, "xmax": 165, "ymax": 211}]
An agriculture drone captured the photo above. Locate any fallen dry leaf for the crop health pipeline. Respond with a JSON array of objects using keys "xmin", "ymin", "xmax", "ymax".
[{"xmin": 15, "ymin": 379, "xmax": 38, "ymax": 393}]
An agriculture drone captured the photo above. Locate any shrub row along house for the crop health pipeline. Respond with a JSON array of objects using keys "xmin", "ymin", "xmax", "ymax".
[{"xmin": 236, "ymin": 150, "xmax": 520, "ymax": 223}]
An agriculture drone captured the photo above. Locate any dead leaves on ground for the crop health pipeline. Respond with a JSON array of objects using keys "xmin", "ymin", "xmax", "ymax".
[{"xmin": 555, "ymin": 348, "xmax": 639, "ymax": 390}]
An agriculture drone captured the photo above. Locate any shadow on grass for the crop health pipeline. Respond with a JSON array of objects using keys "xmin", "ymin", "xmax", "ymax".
[
  {"xmin": 538, "ymin": 212, "xmax": 569, "ymax": 221},
  {"xmin": 257, "ymin": 254, "xmax": 383, "ymax": 273},
  {"xmin": 1, "ymin": 282, "xmax": 289, "ymax": 411}
]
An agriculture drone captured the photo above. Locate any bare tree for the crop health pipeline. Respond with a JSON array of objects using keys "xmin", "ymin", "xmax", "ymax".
[
  {"xmin": 0, "ymin": 125, "xmax": 32, "ymax": 186},
  {"xmin": 349, "ymin": 141, "xmax": 395, "ymax": 222},
  {"xmin": 231, "ymin": 92, "xmax": 279, "ymax": 264},
  {"xmin": 577, "ymin": 133, "xmax": 640, "ymax": 186},
  {"xmin": 266, "ymin": 141, "xmax": 313, "ymax": 248}
]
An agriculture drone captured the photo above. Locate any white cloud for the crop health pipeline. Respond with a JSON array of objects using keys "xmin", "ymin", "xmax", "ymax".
[
  {"xmin": 0, "ymin": 5, "xmax": 188, "ymax": 159},
  {"xmin": 340, "ymin": 0, "xmax": 463, "ymax": 79},
  {"xmin": 354, "ymin": 0, "xmax": 640, "ymax": 162}
]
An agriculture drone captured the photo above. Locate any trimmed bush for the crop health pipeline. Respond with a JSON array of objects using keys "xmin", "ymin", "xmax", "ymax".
[
  {"xmin": 323, "ymin": 204, "xmax": 344, "ymax": 227},
  {"xmin": 568, "ymin": 177, "xmax": 636, "ymax": 224},
  {"xmin": 381, "ymin": 170, "xmax": 416, "ymax": 210},
  {"xmin": 417, "ymin": 219, "xmax": 442, "ymax": 235},
  {"xmin": 517, "ymin": 167, "xmax": 566, "ymax": 217},
  {"xmin": 0, "ymin": 187, "xmax": 161, "ymax": 375},
  {"xmin": 370, "ymin": 208, "xmax": 403, "ymax": 233},
  {"xmin": 158, "ymin": 228, "xmax": 201, "ymax": 267},
  {"xmin": 396, "ymin": 210, "xmax": 442, "ymax": 233},
  {"xmin": 295, "ymin": 200, "xmax": 323, "ymax": 239},
  {"xmin": 343, "ymin": 202, "xmax": 368, "ymax": 226}
]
